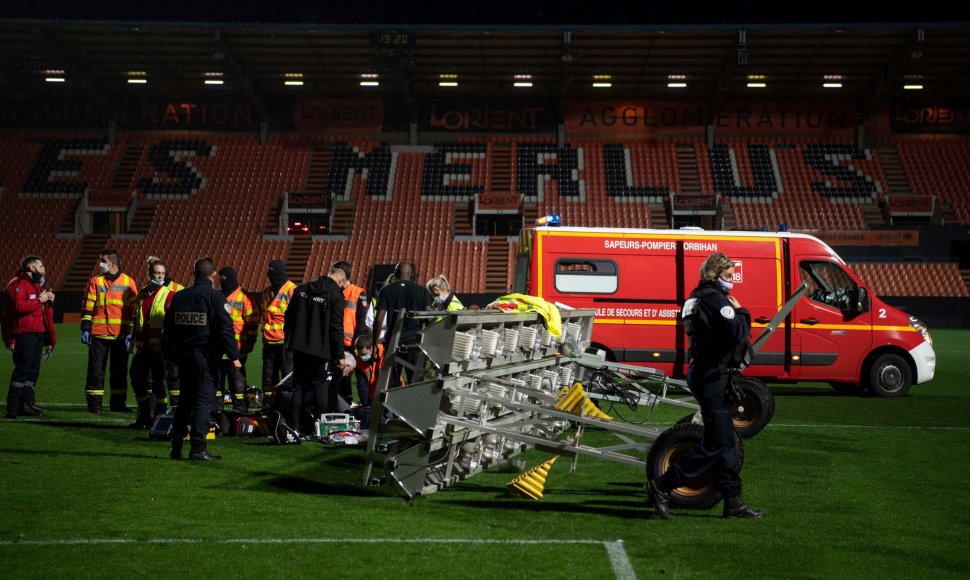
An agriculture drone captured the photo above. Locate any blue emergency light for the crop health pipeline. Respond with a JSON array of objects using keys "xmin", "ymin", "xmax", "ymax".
[{"xmin": 535, "ymin": 214, "xmax": 561, "ymax": 226}]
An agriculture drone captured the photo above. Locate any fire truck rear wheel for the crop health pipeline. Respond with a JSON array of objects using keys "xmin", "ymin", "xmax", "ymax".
[
  {"xmin": 866, "ymin": 353, "xmax": 912, "ymax": 398},
  {"xmin": 646, "ymin": 423, "xmax": 744, "ymax": 510}
]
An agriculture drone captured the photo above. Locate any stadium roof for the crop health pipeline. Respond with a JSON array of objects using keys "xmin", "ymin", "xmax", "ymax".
[{"xmin": 1, "ymin": 2, "xmax": 968, "ymax": 122}]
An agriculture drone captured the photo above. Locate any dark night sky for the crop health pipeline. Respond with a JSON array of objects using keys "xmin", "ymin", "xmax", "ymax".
[{"xmin": 1, "ymin": 1, "xmax": 965, "ymax": 26}]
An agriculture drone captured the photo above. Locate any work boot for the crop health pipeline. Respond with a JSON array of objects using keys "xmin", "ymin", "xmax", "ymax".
[
  {"xmin": 22, "ymin": 386, "xmax": 45, "ymax": 415},
  {"xmin": 6, "ymin": 384, "xmax": 24, "ymax": 419},
  {"xmin": 189, "ymin": 449, "xmax": 222, "ymax": 461},
  {"xmin": 18, "ymin": 404, "xmax": 43, "ymax": 417},
  {"xmin": 647, "ymin": 479, "xmax": 672, "ymax": 520},
  {"xmin": 723, "ymin": 496, "xmax": 765, "ymax": 519},
  {"xmin": 129, "ymin": 399, "xmax": 153, "ymax": 429},
  {"xmin": 85, "ymin": 392, "xmax": 102, "ymax": 414},
  {"xmin": 128, "ymin": 415, "xmax": 152, "ymax": 429},
  {"xmin": 110, "ymin": 403, "xmax": 131, "ymax": 412}
]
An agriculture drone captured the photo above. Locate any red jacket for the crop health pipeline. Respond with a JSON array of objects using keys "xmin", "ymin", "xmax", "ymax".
[{"xmin": 3, "ymin": 270, "xmax": 56, "ymax": 347}]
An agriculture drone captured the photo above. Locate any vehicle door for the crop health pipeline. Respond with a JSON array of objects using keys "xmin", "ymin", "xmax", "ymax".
[{"xmin": 792, "ymin": 259, "xmax": 872, "ymax": 382}]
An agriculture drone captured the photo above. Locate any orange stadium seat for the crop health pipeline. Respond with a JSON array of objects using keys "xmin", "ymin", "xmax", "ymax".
[{"xmin": 2, "ymin": 133, "xmax": 966, "ymax": 304}]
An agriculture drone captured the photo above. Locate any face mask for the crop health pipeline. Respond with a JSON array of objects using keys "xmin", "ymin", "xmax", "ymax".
[
  {"xmin": 30, "ymin": 271, "xmax": 42, "ymax": 284},
  {"xmin": 99, "ymin": 262, "xmax": 110, "ymax": 273},
  {"xmin": 433, "ymin": 294, "xmax": 448, "ymax": 305},
  {"xmin": 150, "ymin": 278, "xmax": 165, "ymax": 286},
  {"xmin": 717, "ymin": 278, "xmax": 734, "ymax": 292},
  {"xmin": 360, "ymin": 354, "xmax": 372, "ymax": 362},
  {"xmin": 38, "ymin": 276, "xmax": 46, "ymax": 287}
]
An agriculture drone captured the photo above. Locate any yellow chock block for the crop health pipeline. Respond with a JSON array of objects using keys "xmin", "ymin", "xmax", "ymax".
[
  {"xmin": 507, "ymin": 456, "xmax": 558, "ymax": 500},
  {"xmin": 555, "ymin": 383, "xmax": 586, "ymax": 413},
  {"xmin": 555, "ymin": 382, "xmax": 612, "ymax": 421},
  {"xmin": 581, "ymin": 398, "xmax": 613, "ymax": 421}
]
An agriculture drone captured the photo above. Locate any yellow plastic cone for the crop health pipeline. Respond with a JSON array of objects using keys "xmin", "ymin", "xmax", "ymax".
[{"xmin": 507, "ymin": 456, "xmax": 558, "ymax": 500}]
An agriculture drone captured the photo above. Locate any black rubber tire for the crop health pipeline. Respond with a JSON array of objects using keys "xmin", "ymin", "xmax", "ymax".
[
  {"xmin": 675, "ymin": 412, "xmax": 701, "ymax": 427},
  {"xmin": 645, "ymin": 423, "xmax": 744, "ymax": 509},
  {"xmin": 866, "ymin": 353, "xmax": 912, "ymax": 398},
  {"xmin": 672, "ymin": 377, "xmax": 774, "ymax": 439},
  {"xmin": 732, "ymin": 378, "xmax": 775, "ymax": 438}
]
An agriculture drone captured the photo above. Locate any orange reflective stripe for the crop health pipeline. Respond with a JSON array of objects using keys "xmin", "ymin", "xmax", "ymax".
[
  {"xmin": 227, "ymin": 288, "xmax": 258, "ymax": 350},
  {"xmin": 261, "ymin": 280, "xmax": 296, "ymax": 342},
  {"xmin": 341, "ymin": 284, "xmax": 364, "ymax": 347},
  {"xmin": 84, "ymin": 273, "xmax": 137, "ymax": 337}
]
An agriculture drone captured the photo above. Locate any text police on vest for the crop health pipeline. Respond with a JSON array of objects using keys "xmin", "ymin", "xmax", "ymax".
[{"xmin": 175, "ymin": 312, "xmax": 207, "ymax": 326}]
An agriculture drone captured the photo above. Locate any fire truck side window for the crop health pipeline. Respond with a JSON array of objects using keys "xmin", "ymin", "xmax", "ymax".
[
  {"xmin": 554, "ymin": 259, "xmax": 618, "ymax": 294},
  {"xmin": 800, "ymin": 261, "xmax": 857, "ymax": 310}
]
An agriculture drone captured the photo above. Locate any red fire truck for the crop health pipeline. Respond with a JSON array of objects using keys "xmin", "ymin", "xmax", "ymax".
[{"xmin": 513, "ymin": 225, "xmax": 936, "ymax": 397}]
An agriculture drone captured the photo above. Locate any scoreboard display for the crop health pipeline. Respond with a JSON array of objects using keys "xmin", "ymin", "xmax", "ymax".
[{"xmin": 370, "ymin": 30, "xmax": 415, "ymax": 56}]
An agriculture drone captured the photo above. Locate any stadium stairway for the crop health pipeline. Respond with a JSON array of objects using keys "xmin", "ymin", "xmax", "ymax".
[
  {"xmin": 875, "ymin": 144, "xmax": 911, "ymax": 195},
  {"xmin": 676, "ymin": 143, "xmax": 702, "ymax": 194},
  {"xmin": 485, "ymin": 236, "xmax": 511, "ymax": 291},
  {"xmin": 286, "ymin": 235, "xmax": 312, "ymax": 284},
  {"xmin": 60, "ymin": 233, "xmax": 109, "ymax": 292}
]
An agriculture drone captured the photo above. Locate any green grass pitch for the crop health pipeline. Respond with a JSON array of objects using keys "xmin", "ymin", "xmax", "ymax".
[{"xmin": 1, "ymin": 325, "xmax": 968, "ymax": 578}]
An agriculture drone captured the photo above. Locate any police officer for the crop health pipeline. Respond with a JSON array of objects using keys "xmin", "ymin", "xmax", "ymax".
[
  {"xmin": 162, "ymin": 256, "xmax": 240, "ymax": 461},
  {"xmin": 648, "ymin": 252, "xmax": 764, "ymax": 519}
]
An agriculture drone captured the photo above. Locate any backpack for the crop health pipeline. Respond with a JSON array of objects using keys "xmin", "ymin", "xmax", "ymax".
[{"xmin": 266, "ymin": 411, "xmax": 302, "ymax": 445}]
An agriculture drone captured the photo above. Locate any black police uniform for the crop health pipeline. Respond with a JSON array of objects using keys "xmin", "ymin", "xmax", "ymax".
[
  {"xmin": 162, "ymin": 276, "xmax": 239, "ymax": 459},
  {"xmin": 660, "ymin": 279, "xmax": 751, "ymax": 499}
]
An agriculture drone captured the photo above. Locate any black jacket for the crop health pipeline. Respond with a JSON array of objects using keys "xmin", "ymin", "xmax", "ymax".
[
  {"xmin": 284, "ymin": 275, "xmax": 344, "ymax": 360},
  {"xmin": 376, "ymin": 279, "xmax": 433, "ymax": 345},
  {"xmin": 683, "ymin": 280, "xmax": 751, "ymax": 370},
  {"xmin": 162, "ymin": 277, "xmax": 239, "ymax": 361}
]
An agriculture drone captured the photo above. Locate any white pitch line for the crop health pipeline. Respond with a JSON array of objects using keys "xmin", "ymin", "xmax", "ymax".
[
  {"xmin": 605, "ymin": 540, "xmax": 637, "ymax": 580},
  {"xmin": 767, "ymin": 423, "xmax": 970, "ymax": 431},
  {"xmin": 0, "ymin": 537, "xmax": 636, "ymax": 579},
  {"xmin": 0, "ymin": 537, "xmax": 605, "ymax": 546},
  {"xmin": 620, "ymin": 421, "xmax": 970, "ymax": 432}
]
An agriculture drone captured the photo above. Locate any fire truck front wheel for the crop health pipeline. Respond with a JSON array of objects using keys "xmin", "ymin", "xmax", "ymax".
[
  {"xmin": 866, "ymin": 353, "xmax": 913, "ymax": 398},
  {"xmin": 646, "ymin": 423, "xmax": 744, "ymax": 510}
]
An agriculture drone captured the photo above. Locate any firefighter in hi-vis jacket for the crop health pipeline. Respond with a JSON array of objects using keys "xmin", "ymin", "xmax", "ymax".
[
  {"xmin": 81, "ymin": 249, "xmax": 138, "ymax": 414},
  {"xmin": 261, "ymin": 260, "xmax": 296, "ymax": 408},
  {"xmin": 217, "ymin": 266, "xmax": 257, "ymax": 412},
  {"xmin": 128, "ymin": 256, "xmax": 183, "ymax": 428}
]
